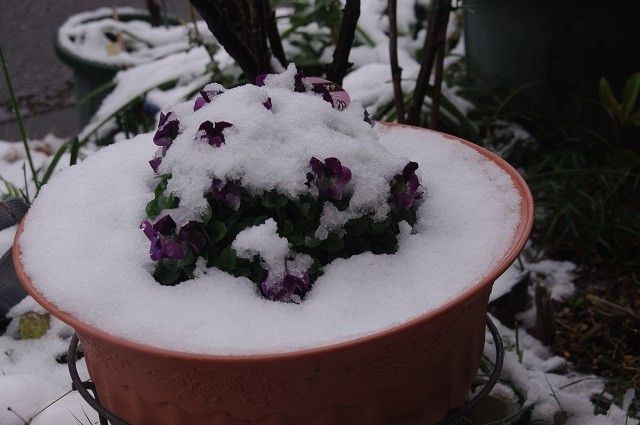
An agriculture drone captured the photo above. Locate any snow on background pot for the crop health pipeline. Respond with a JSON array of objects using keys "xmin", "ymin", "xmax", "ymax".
[{"xmin": 56, "ymin": 7, "xmax": 211, "ymax": 68}]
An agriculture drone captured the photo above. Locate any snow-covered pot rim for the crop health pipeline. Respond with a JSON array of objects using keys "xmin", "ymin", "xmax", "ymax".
[
  {"xmin": 13, "ymin": 122, "xmax": 534, "ymax": 362},
  {"xmin": 54, "ymin": 8, "xmax": 182, "ymax": 72}
]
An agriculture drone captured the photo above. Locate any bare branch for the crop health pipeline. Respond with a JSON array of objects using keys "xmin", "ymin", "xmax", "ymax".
[
  {"xmin": 246, "ymin": 0, "xmax": 271, "ymax": 75},
  {"xmin": 326, "ymin": 0, "xmax": 360, "ymax": 85},
  {"xmin": 189, "ymin": 0, "xmax": 275, "ymax": 81},
  {"xmin": 406, "ymin": 0, "xmax": 450, "ymax": 126},
  {"xmin": 388, "ymin": 0, "xmax": 405, "ymax": 123},
  {"xmin": 265, "ymin": 1, "xmax": 287, "ymax": 68},
  {"xmin": 145, "ymin": 0, "xmax": 161, "ymax": 27},
  {"xmin": 429, "ymin": 43, "xmax": 444, "ymax": 129}
]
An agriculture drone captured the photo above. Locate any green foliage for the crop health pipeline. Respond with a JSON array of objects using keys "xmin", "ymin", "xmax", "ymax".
[
  {"xmin": 148, "ymin": 175, "xmax": 418, "ymax": 293},
  {"xmin": 275, "ymin": 0, "xmax": 374, "ymax": 76},
  {"xmin": 146, "ymin": 174, "xmax": 178, "ymax": 219},
  {"xmin": 448, "ymin": 65, "xmax": 640, "ymax": 271},
  {"xmin": 599, "ymin": 73, "xmax": 640, "ymax": 145}
]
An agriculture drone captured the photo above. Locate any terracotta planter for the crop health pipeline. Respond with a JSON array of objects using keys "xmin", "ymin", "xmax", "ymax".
[{"xmin": 14, "ymin": 124, "xmax": 533, "ymax": 425}]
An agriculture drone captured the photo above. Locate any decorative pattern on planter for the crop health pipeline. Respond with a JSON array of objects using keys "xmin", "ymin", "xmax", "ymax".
[{"xmin": 81, "ymin": 334, "xmax": 132, "ymax": 375}]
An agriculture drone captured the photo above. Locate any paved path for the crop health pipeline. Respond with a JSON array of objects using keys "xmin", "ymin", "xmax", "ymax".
[{"xmin": 0, "ymin": 1, "xmax": 190, "ymax": 140}]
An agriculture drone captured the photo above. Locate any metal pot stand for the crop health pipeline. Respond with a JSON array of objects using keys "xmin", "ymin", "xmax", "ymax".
[{"xmin": 68, "ymin": 316, "xmax": 505, "ymax": 425}]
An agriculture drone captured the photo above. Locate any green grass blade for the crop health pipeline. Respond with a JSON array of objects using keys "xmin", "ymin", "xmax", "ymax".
[
  {"xmin": 622, "ymin": 72, "xmax": 640, "ymax": 118},
  {"xmin": 0, "ymin": 41, "xmax": 39, "ymax": 191},
  {"xmin": 40, "ymin": 142, "xmax": 69, "ymax": 186}
]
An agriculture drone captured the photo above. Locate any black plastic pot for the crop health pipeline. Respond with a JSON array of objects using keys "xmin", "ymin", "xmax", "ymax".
[
  {"xmin": 463, "ymin": 1, "xmax": 640, "ymax": 125},
  {"xmin": 55, "ymin": 11, "xmax": 180, "ymax": 126},
  {"xmin": 0, "ymin": 198, "xmax": 29, "ymax": 327}
]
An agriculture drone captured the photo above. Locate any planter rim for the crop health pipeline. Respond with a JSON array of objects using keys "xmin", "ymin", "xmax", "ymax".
[
  {"xmin": 55, "ymin": 9, "xmax": 181, "ymax": 72},
  {"xmin": 14, "ymin": 123, "xmax": 534, "ymax": 362}
]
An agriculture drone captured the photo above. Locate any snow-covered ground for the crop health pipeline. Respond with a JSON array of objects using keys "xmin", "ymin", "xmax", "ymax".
[
  {"xmin": 1, "ymin": 256, "xmax": 635, "ymax": 424},
  {"xmin": 1, "ymin": 1, "xmax": 637, "ymax": 423}
]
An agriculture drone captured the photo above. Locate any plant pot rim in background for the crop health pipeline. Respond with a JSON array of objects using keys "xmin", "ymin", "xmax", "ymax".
[
  {"xmin": 54, "ymin": 8, "xmax": 182, "ymax": 75},
  {"xmin": 14, "ymin": 122, "xmax": 534, "ymax": 362}
]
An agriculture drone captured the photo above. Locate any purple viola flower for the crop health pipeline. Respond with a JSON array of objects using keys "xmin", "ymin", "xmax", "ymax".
[
  {"xmin": 392, "ymin": 162, "xmax": 421, "ymax": 210},
  {"xmin": 261, "ymin": 272, "xmax": 311, "ymax": 302},
  {"xmin": 311, "ymin": 84, "xmax": 333, "ymax": 106},
  {"xmin": 210, "ymin": 178, "xmax": 241, "ymax": 211},
  {"xmin": 309, "ymin": 157, "xmax": 352, "ymax": 201},
  {"xmin": 149, "ymin": 156, "xmax": 162, "ymax": 173},
  {"xmin": 193, "ymin": 85, "xmax": 224, "ymax": 111},
  {"xmin": 177, "ymin": 221, "xmax": 207, "ymax": 254},
  {"xmin": 255, "ymin": 74, "xmax": 267, "ymax": 87},
  {"xmin": 153, "ymin": 111, "xmax": 180, "ymax": 149},
  {"xmin": 149, "ymin": 111, "xmax": 180, "ymax": 173},
  {"xmin": 196, "ymin": 121, "xmax": 233, "ymax": 147},
  {"xmin": 256, "ymin": 69, "xmax": 306, "ymax": 92},
  {"xmin": 153, "ymin": 214, "xmax": 177, "ymax": 235},
  {"xmin": 140, "ymin": 216, "xmax": 183, "ymax": 261},
  {"xmin": 263, "ymin": 97, "xmax": 272, "ymax": 110},
  {"xmin": 294, "ymin": 68, "xmax": 307, "ymax": 92}
]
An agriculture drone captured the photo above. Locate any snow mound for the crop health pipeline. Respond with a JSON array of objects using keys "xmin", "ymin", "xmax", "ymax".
[
  {"xmin": 157, "ymin": 65, "xmax": 406, "ymax": 226},
  {"xmin": 20, "ymin": 124, "xmax": 522, "ymax": 354}
]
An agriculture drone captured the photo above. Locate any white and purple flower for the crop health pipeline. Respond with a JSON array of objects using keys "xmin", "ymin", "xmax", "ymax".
[
  {"xmin": 149, "ymin": 111, "xmax": 180, "ymax": 173},
  {"xmin": 177, "ymin": 221, "xmax": 207, "ymax": 254},
  {"xmin": 196, "ymin": 121, "xmax": 233, "ymax": 147},
  {"xmin": 193, "ymin": 84, "xmax": 225, "ymax": 111},
  {"xmin": 393, "ymin": 162, "xmax": 422, "ymax": 210},
  {"xmin": 260, "ymin": 271, "xmax": 311, "ymax": 302},
  {"xmin": 309, "ymin": 157, "xmax": 352, "ymax": 201},
  {"xmin": 140, "ymin": 215, "xmax": 183, "ymax": 261},
  {"xmin": 210, "ymin": 178, "xmax": 241, "ymax": 211}
]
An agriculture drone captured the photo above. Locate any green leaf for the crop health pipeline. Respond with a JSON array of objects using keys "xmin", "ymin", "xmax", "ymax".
[
  {"xmin": 253, "ymin": 215, "xmax": 269, "ymax": 226},
  {"xmin": 145, "ymin": 195, "xmax": 164, "ymax": 219},
  {"xmin": 323, "ymin": 233, "xmax": 344, "ymax": 253},
  {"xmin": 304, "ymin": 235, "xmax": 321, "ymax": 247},
  {"xmin": 343, "ymin": 235, "xmax": 368, "ymax": 254},
  {"xmin": 331, "ymin": 196, "xmax": 350, "ymax": 211},
  {"xmin": 209, "ymin": 220, "xmax": 227, "ymax": 242},
  {"xmin": 154, "ymin": 180, "xmax": 167, "ymax": 197},
  {"xmin": 599, "ymin": 77, "xmax": 622, "ymax": 119},
  {"xmin": 249, "ymin": 262, "xmax": 267, "ymax": 283},
  {"xmin": 261, "ymin": 191, "xmax": 288, "ymax": 209},
  {"xmin": 344, "ymin": 217, "xmax": 370, "ymax": 235},
  {"xmin": 371, "ymin": 220, "xmax": 389, "ymax": 235},
  {"xmin": 165, "ymin": 194, "xmax": 179, "ymax": 209},
  {"xmin": 69, "ymin": 136, "xmax": 80, "ymax": 166},
  {"xmin": 281, "ymin": 219, "xmax": 295, "ymax": 236},
  {"xmin": 153, "ymin": 260, "xmax": 182, "ymax": 286},
  {"xmin": 217, "ymin": 246, "xmax": 237, "ymax": 271},
  {"xmin": 40, "ymin": 142, "xmax": 69, "ymax": 186},
  {"xmin": 622, "ymin": 72, "xmax": 640, "ymax": 118},
  {"xmin": 628, "ymin": 111, "xmax": 640, "ymax": 127}
]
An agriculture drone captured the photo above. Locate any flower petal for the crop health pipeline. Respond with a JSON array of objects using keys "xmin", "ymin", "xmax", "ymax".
[
  {"xmin": 255, "ymin": 74, "xmax": 267, "ymax": 86},
  {"xmin": 402, "ymin": 162, "xmax": 419, "ymax": 180},
  {"xmin": 153, "ymin": 215, "xmax": 176, "ymax": 236},
  {"xmin": 309, "ymin": 157, "xmax": 324, "ymax": 175},
  {"xmin": 149, "ymin": 157, "xmax": 162, "ymax": 173}
]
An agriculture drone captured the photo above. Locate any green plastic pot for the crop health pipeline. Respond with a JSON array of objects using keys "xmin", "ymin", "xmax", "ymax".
[
  {"xmin": 55, "ymin": 10, "xmax": 181, "ymax": 126},
  {"xmin": 463, "ymin": 0, "xmax": 640, "ymax": 125}
]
